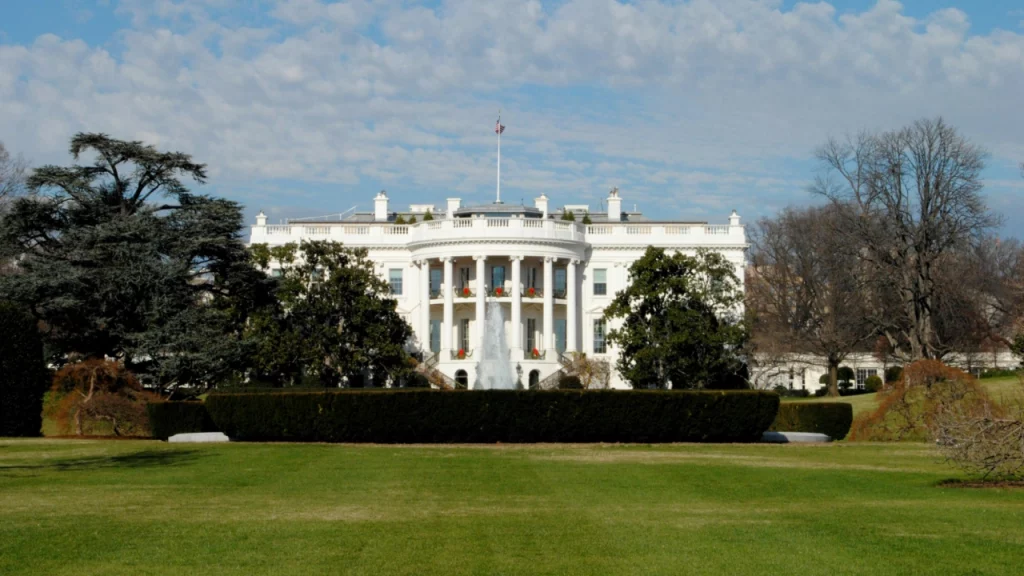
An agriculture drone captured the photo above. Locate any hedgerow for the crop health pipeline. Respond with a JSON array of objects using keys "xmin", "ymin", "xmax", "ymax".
[
  {"xmin": 769, "ymin": 403, "xmax": 854, "ymax": 440},
  {"xmin": 0, "ymin": 302, "xmax": 48, "ymax": 437},
  {"xmin": 205, "ymin": 389, "xmax": 779, "ymax": 444},
  {"xmin": 148, "ymin": 401, "xmax": 218, "ymax": 440}
]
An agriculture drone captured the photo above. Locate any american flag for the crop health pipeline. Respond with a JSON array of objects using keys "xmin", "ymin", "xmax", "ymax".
[{"xmin": 495, "ymin": 119, "xmax": 505, "ymax": 135}]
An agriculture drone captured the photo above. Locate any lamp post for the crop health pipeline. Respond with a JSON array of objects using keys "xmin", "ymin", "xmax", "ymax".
[{"xmin": 516, "ymin": 363, "xmax": 523, "ymax": 390}]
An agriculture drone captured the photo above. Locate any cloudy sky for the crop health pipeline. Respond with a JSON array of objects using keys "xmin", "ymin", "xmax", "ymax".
[{"xmin": 2, "ymin": 0, "xmax": 1023, "ymax": 234}]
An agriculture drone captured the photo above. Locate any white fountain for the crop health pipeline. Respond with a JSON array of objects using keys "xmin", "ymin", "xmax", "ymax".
[{"xmin": 474, "ymin": 300, "xmax": 516, "ymax": 389}]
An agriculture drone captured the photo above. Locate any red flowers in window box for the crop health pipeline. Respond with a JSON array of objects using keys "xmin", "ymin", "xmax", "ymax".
[
  {"xmin": 495, "ymin": 287, "xmax": 503, "ymax": 296},
  {"xmin": 531, "ymin": 348, "xmax": 540, "ymax": 359},
  {"xmin": 458, "ymin": 349, "xmax": 466, "ymax": 359},
  {"xmin": 462, "ymin": 287, "xmax": 470, "ymax": 297},
  {"xmin": 528, "ymin": 287, "xmax": 536, "ymax": 297}
]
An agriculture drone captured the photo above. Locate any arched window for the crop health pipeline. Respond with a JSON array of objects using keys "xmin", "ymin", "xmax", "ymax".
[
  {"xmin": 455, "ymin": 370, "xmax": 469, "ymax": 389},
  {"xmin": 528, "ymin": 370, "xmax": 540, "ymax": 390}
]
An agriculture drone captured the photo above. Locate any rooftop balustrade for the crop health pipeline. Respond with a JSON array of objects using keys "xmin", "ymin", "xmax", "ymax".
[{"xmin": 252, "ymin": 218, "xmax": 744, "ymax": 246}]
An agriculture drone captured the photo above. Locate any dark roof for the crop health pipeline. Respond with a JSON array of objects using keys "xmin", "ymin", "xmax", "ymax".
[{"xmin": 453, "ymin": 202, "xmax": 543, "ymax": 217}]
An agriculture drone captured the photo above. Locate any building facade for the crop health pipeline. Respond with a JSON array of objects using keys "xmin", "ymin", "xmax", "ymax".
[{"xmin": 249, "ymin": 189, "xmax": 748, "ymax": 389}]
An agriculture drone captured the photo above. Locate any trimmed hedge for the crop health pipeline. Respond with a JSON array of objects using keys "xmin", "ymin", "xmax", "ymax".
[
  {"xmin": 147, "ymin": 401, "xmax": 218, "ymax": 440},
  {"xmin": 769, "ymin": 403, "xmax": 853, "ymax": 440},
  {"xmin": 0, "ymin": 302, "xmax": 48, "ymax": 437},
  {"xmin": 206, "ymin": 389, "xmax": 780, "ymax": 444}
]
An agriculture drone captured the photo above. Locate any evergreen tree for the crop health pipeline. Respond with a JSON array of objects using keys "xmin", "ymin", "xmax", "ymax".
[
  {"xmin": 0, "ymin": 133, "xmax": 271, "ymax": 391},
  {"xmin": 582, "ymin": 212, "xmax": 592, "ymax": 225},
  {"xmin": 423, "ymin": 210, "xmax": 434, "ymax": 221},
  {"xmin": 604, "ymin": 247, "xmax": 747, "ymax": 389},
  {"xmin": 247, "ymin": 241, "xmax": 413, "ymax": 387},
  {"xmin": 561, "ymin": 210, "xmax": 576, "ymax": 221},
  {"xmin": 0, "ymin": 302, "xmax": 48, "ymax": 436}
]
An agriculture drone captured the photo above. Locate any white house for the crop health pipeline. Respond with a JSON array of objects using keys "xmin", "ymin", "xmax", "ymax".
[{"xmin": 249, "ymin": 188, "xmax": 748, "ymax": 389}]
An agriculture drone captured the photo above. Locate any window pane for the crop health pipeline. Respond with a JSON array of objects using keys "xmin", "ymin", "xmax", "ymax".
[
  {"xmin": 593, "ymin": 268, "xmax": 607, "ymax": 296},
  {"xmin": 555, "ymin": 319, "xmax": 566, "ymax": 353},
  {"xmin": 593, "ymin": 319, "xmax": 606, "ymax": 354},
  {"xmin": 389, "ymin": 269, "xmax": 403, "ymax": 295},
  {"xmin": 526, "ymin": 319, "xmax": 536, "ymax": 351},
  {"xmin": 491, "ymin": 266, "xmax": 506, "ymax": 291},
  {"xmin": 554, "ymin": 269, "xmax": 566, "ymax": 297},
  {"xmin": 430, "ymin": 268, "xmax": 442, "ymax": 296},
  {"xmin": 460, "ymin": 319, "xmax": 470, "ymax": 351},
  {"xmin": 430, "ymin": 319, "xmax": 441, "ymax": 353}
]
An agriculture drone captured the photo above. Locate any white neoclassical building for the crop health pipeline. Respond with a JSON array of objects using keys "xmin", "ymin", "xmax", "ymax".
[{"xmin": 249, "ymin": 188, "xmax": 747, "ymax": 389}]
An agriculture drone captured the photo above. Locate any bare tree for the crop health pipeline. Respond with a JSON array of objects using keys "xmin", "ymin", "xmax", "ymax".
[
  {"xmin": 814, "ymin": 118, "xmax": 996, "ymax": 361},
  {"xmin": 0, "ymin": 141, "xmax": 27, "ymax": 207},
  {"xmin": 748, "ymin": 204, "xmax": 875, "ymax": 396}
]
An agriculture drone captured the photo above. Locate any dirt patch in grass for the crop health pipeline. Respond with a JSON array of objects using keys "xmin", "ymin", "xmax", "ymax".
[{"xmin": 937, "ymin": 479, "xmax": 1024, "ymax": 489}]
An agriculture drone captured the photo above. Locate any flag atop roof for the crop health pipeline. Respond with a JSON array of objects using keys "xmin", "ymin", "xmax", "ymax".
[{"xmin": 495, "ymin": 118, "xmax": 505, "ymax": 135}]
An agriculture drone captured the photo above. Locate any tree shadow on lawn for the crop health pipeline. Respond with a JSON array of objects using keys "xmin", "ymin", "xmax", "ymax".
[
  {"xmin": 0, "ymin": 449, "xmax": 203, "ymax": 477},
  {"xmin": 937, "ymin": 478, "xmax": 1024, "ymax": 489}
]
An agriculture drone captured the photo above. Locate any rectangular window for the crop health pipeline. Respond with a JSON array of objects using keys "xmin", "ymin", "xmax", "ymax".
[
  {"xmin": 555, "ymin": 319, "xmax": 566, "ymax": 353},
  {"xmin": 460, "ymin": 319, "xmax": 470, "ymax": 352},
  {"xmin": 593, "ymin": 269, "xmax": 607, "ymax": 296},
  {"xmin": 271, "ymin": 268, "xmax": 283, "ymax": 278},
  {"xmin": 429, "ymin": 319, "xmax": 441, "ymax": 353},
  {"xmin": 856, "ymin": 368, "xmax": 877, "ymax": 389},
  {"xmin": 430, "ymin": 268, "xmax": 442, "ymax": 297},
  {"xmin": 526, "ymin": 318, "xmax": 536, "ymax": 351},
  {"xmin": 527, "ymin": 267, "xmax": 537, "ymax": 289},
  {"xmin": 311, "ymin": 268, "xmax": 323, "ymax": 281},
  {"xmin": 554, "ymin": 268, "xmax": 566, "ymax": 298},
  {"xmin": 459, "ymin": 267, "xmax": 471, "ymax": 290},
  {"xmin": 491, "ymin": 266, "xmax": 506, "ymax": 292},
  {"xmin": 389, "ymin": 269, "xmax": 403, "ymax": 295},
  {"xmin": 593, "ymin": 319, "xmax": 607, "ymax": 354}
]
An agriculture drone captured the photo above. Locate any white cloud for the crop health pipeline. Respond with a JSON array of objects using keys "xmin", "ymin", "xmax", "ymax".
[{"xmin": 0, "ymin": 0, "xmax": 1022, "ymax": 229}]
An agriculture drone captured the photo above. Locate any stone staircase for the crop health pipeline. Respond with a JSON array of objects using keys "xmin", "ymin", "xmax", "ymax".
[{"xmin": 414, "ymin": 353, "xmax": 456, "ymax": 390}]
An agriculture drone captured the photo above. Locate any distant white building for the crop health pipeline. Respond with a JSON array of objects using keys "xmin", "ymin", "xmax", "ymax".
[{"xmin": 249, "ymin": 188, "xmax": 748, "ymax": 389}]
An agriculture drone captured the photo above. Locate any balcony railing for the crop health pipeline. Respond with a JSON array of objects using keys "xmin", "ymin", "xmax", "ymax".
[
  {"xmin": 251, "ymin": 219, "xmax": 742, "ymax": 247},
  {"xmin": 451, "ymin": 349, "xmax": 474, "ymax": 360}
]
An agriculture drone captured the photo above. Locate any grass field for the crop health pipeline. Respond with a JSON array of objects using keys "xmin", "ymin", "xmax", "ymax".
[
  {"xmin": 782, "ymin": 375, "xmax": 1024, "ymax": 417},
  {"xmin": 2, "ymin": 439, "xmax": 1023, "ymax": 575}
]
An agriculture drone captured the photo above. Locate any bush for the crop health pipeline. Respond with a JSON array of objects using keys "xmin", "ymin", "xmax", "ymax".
[
  {"xmin": 864, "ymin": 375, "xmax": 883, "ymax": 393},
  {"xmin": 769, "ymin": 403, "xmax": 854, "ymax": 440},
  {"xmin": 51, "ymin": 360, "xmax": 157, "ymax": 437},
  {"xmin": 206, "ymin": 389, "xmax": 780, "ymax": 444},
  {"xmin": 837, "ymin": 366, "xmax": 854, "ymax": 385},
  {"xmin": 558, "ymin": 375, "xmax": 583, "ymax": 390},
  {"xmin": 0, "ymin": 302, "xmax": 48, "ymax": 437},
  {"xmin": 147, "ymin": 402, "xmax": 217, "ymax": 440},
  {"xmin": 979, "ymin": 368, "xmax": 1019, "ymax": 379},
  {"xmin": 773, "ymin": 385, "xmax": 810, "ymax": 398},
  {"xmin": 885, "ymin": 366, "xmax": 903, "ymax": 383}
]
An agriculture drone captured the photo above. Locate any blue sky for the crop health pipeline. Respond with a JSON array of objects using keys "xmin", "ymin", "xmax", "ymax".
[{"xmin": 1, "ymin": 0, "xmax": 1023, "ymax": 234}]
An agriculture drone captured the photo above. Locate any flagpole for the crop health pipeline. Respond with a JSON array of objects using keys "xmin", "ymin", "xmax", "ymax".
[{"xmin": 496, "ymin": 116, "xmax": 502, "ymax": 204}]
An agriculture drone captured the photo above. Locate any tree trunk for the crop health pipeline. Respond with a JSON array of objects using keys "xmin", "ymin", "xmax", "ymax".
[{"xmin": 828, "ymin": 362, "xmax": 840, "ymax": 398}]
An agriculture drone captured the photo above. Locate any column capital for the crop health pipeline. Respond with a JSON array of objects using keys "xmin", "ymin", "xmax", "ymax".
[
  {"xmin": 441, "ymin": 256, "xmax": 453, "ymax": 263},
  {"xmin": 510, "ymin": 255, "xmax": 525, "ymax": 261},
  {"xmin": 473, "ymin": 255, "xmax": 487, "ymax": 261},
  {"xmin": 569, "ymin": 258, "xmax": 581, "ymax": 265},
  {"xmin": 544, "ymin": 256, "xmax": 557, "ymax": 263}
]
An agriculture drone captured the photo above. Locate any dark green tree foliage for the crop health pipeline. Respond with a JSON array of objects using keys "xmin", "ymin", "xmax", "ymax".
[
  {"xmin": 560, "ymin": 210, "xmax": 576, "ymax": 221},
  {"xmin": 0, "ymin": 302, "xmax": 48, "ymax": 436},
  {"xmin": 206, "ymin": 389, "xmax": 779, "ymax": 443},
  {"xmin": 0, "ymin": 134, "xmax": 271, "ymax": 390},
  {"xmin": 248, "ymin": 240, "xmax": 413, "ymax": 387},
  {"xmin": 147, "ymin": 401, "xmax": 217, "ymax": 440},
  {"xmin": 604, "ymin": 247, "xmax": 747, "ymax": 389}
]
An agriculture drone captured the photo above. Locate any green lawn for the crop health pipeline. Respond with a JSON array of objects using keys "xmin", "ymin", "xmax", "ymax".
[
  {"xmin": 782, "ymin": 375, "xmax": 1024, "ymax": 417},
  {"xmin": 2, "ymin": 439, "xmax": 1023, "ymax": 575}
]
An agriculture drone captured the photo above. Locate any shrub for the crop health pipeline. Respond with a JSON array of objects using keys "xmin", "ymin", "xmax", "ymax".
[
  {"xmin": 51, "ymin": 360, "xmax": 157, "ymax": 437},
  {"xmin": 979, "ymin": 368, "xmax": 1019, "ymax": 379},
  {"xmin": 864, "ymin": 375, "xmax": 883, "ymax": 393},
  {"xmin": 147, "ymin": 402, "xmax": 217, "ymax": 440},
  {"xmin": 932, "ymin": 400, "xmax": 1024, "ymax": 480},
  {"xmin": 206, "ymin": 389, "xmax": 780, "ymax": 444},
  {"xmin": 558, "ymin": 375, "xmax": 583, "ymax": 390},
  {"xmin": 885, "ymin": 366, "xmax": 903, "ymax": 383},
  {"xmin": 837, "ymin": 366, "xmax": 854, "ymax": 385},
  {"xmin": 769, "ymin": 403, "xmax": 853, "ymax": 440},
  {"xmin": 849, "ymin": 360, "xmax": 992, "ymax": 442},
  {"xmin": 0, "ymin": 302, "xmax": 48, "ymax": 437}
]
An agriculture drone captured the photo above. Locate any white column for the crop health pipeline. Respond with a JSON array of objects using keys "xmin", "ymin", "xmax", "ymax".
[
  {"xmin": 567, "ymin": 258, "xmax": 578, "ymax": 353},
  {"xmin": 420, "ymin": 259, "xmax": 431, "ymax": 354},
  {"xmin": 543, "ymin": 256, "xmax": 555, "ymax": 355},
  {"xmin": 511, "ymin": 256, "xmax": 523, "ymax": 359},
  {"xmin": 474, "ymin": 255, "xmax": 486, "ymax": 352},
  {"xmin": 442, "ymin": 257, "xmax": 453, "ymax": 355}
]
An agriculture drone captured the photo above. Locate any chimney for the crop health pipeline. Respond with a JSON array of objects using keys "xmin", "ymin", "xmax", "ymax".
[
  {"xmin": 374, "ymin": 190, "xmax": 389, "ymax": 221},
  {"xmin": 535, "ymin": 194, "xmax": 549, "ymax": 218},
  {"xmin": 607, "ymin": 187, "xmax": 621, "ymax": 222},
  {"xmin": 256, "ymin": 211, "xmax": 267, "ymax": 226},
  {"xmin": 446, "ymin": 198, "xmax": 461, "ymax": 219},
  {"xmin": 729, "ymin": 210, "xmax": 741, "ymax": 227}
]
